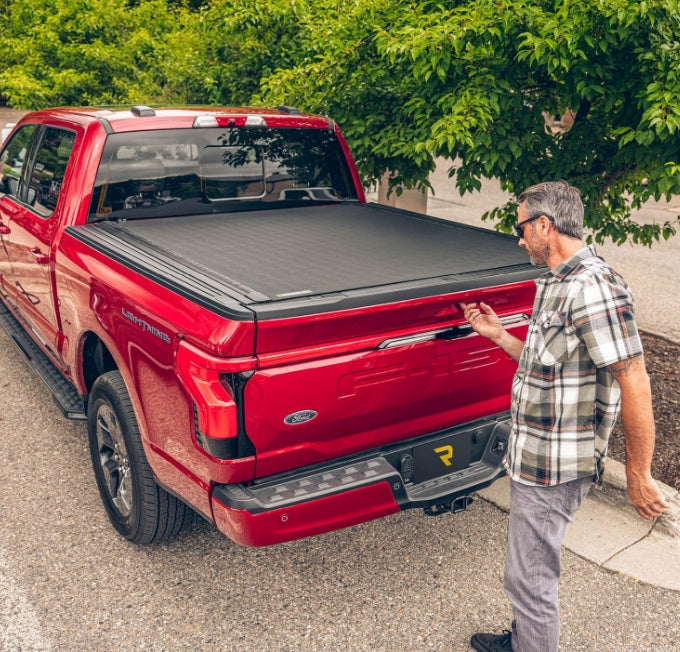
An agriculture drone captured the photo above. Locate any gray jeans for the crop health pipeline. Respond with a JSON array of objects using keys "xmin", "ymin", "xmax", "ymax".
[{"xmin": 504, "ymin": 476, "xmax": 593, "ymax": 652}]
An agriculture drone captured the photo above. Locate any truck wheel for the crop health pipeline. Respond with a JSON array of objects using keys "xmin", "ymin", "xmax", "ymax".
[{"xmin": 87, "ymin": 370, "xmax": 191, "ymax": 544}]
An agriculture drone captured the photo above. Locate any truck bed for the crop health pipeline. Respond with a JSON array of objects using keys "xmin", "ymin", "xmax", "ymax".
[{"xmin": 66, "ymin": 202, "xmax": 538, "ymax": 319}]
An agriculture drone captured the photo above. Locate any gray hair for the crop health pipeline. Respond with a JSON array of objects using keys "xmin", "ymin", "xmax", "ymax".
[{"xmin": 518, "ymin": 181, "xmax": 584, "ymax": 239}]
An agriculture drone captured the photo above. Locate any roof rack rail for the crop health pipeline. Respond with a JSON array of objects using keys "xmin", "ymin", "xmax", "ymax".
[{"xmin": 130, "ymin": 105, "xmax": 156, "ymax": 117}]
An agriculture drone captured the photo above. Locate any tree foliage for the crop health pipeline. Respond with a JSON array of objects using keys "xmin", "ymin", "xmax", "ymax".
[
  {"xmin": 0, "ymin": 0, "xmax": 192, "ymax": 107},
  {"xmin": 1, "ymin": 0, "xmax": 679, "ymax": 244},
  {"xmin": 182, "ymin": 0, "xmax": 310, "ymax": 105},
  {"xmin": 254, "ymin": 0, "xmax": 680, "ymax": 244}
]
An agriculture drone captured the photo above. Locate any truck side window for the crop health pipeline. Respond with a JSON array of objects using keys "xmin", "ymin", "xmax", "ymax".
[
  {"xmin": 0, "ymin": 124, "xmax": 38, "ymax": 199},
  {"xmin": 25, "ymin": 127, "xmax": 76, "ymax": 217}
]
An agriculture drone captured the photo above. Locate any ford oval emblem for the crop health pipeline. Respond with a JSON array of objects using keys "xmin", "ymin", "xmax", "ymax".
[{"xmin": 284, "ymin": 410, "xmax": 318, "ymax": 425}]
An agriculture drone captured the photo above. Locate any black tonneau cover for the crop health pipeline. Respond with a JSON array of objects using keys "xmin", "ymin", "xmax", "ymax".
[{"xmin": 66, "ymin": 203, "xmax": 539, "ymax": 320}]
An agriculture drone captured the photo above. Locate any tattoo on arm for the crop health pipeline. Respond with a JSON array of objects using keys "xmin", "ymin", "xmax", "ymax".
[{"xmin": 609, "ymin": 354, "xmax": 645, "ymax": 380}]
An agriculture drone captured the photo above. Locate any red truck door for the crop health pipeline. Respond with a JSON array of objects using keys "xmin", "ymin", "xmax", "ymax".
[
  {"xmin": 0, "ymin": 202, "xmax": 13, "ymax": 293},
  {"xmin": 0, "ymin": 124, "xmax": 77, "ymax": 356}
]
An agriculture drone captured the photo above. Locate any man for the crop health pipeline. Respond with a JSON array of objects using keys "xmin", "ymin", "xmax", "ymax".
[{"xmin": 461, "ymin": 181, "xmax": 668, "ymax": 652}]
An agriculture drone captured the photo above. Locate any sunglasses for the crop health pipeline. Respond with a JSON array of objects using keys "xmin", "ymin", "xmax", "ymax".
[{"xmin": 514, "ymin": 213, "xmax": 555, "ymax": 238}]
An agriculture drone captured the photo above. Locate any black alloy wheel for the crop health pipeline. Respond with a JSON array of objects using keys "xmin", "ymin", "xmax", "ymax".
[{"xmin": 87, "ymin": 370, "xmax": 191, "ymax": 544}]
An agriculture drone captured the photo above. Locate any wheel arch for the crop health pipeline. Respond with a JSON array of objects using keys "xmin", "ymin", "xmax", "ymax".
[{"xmin": 80, "ymin": 331, "xmax": 118, "ymax": 394}]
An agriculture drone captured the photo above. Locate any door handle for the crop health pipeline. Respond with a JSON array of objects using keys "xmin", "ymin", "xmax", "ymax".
[
  {"xmin": 0, "ymin": 223, "xmax": 10, "ymax": 235},
  {"xmin": 29, "ymin": 247, "xmax": 50, "ymax": 264}
]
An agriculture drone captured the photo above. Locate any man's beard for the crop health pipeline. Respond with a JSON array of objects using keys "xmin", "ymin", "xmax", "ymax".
[{"xmin": 528, "ymin": 243, "xmax": 550, "ymax": 267}]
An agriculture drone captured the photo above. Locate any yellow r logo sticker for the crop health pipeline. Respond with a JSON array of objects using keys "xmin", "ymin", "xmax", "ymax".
[{"xmin": 434, "ymin": 444, "xmax": 454, "ymax": 466}]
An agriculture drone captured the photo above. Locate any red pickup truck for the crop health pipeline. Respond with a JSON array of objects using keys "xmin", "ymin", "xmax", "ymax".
[{"xmin": 0, "ymin": 106, "xmax": 537, "ymax": 546}]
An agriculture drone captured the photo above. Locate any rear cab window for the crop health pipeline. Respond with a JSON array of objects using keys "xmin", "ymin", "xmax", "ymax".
[{"xmin": 87, "ymin": 127, "xmax": 359, "ymax": 221}]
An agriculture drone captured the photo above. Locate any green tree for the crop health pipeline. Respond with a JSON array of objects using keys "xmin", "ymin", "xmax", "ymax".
[
  {"xmin": 255, "ymin": 0, "xmax": 680, "ymax": 244},
  {"xmin": 2, "ymin": 0, "xmax": 679, "ymax": 244},
  {"xmin": 178, "ymin": 0, "xmax": 311, "ymax": 105},
  {"xmin": 0, "ymin": 0, "xmax": 191, "ymax": 108}
]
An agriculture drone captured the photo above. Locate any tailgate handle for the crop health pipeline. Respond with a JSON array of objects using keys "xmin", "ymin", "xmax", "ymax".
[
  {"xmin": 435, "ymin": 325, "xmax": 473, "ymax": 340},
  {"xmin": 498, "ymin": 312, "xmax": 530, "ymax": 327},
  {"xmin": 377, "ymin": 325, "xmax": 471, "ymax": 349},
  {"xmin": 376, "ymin": 313, "xmax": 530, "ymax": 350}
]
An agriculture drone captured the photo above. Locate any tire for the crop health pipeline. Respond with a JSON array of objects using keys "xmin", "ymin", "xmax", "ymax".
[{"xmin": 87, "ymin": 370, "xmax": 191, "ymax": 544}]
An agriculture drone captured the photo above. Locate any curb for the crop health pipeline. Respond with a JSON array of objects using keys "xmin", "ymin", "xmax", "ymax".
[{"xmin": 640, "ymin": 327, "xmax": 680, "ymax": 346}]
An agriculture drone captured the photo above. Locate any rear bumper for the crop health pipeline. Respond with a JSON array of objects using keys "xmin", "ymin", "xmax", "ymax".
[{"xmin": 211, "ymin": 414, "xmax": 511, "ymax": 546}]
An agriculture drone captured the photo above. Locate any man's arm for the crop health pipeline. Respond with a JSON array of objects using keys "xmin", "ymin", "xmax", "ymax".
[
  {"xmin": 609, "ymin": 355, "xmax": 669, "ymax": 520},
  {"xmin": 459, "ymin": 302, "xmax": 525, "ymax": 362}
]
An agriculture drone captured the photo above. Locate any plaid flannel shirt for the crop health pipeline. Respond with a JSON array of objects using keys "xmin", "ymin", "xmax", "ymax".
[{"xmin": 507, "ymin": 245, "xmax": 642, "ymax": 486}]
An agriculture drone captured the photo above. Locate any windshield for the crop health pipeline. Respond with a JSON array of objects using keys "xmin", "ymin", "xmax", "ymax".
[{"xmin": 88, "ymin": 127, "xmax": 359, "ymax": 221}]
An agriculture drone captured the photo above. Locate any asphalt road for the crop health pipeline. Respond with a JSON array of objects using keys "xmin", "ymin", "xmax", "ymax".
[{"xmin": 2, "ymin": 327, "xmax": 680, "ymax": 651}]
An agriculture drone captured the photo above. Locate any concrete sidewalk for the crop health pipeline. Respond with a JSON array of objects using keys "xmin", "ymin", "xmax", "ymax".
[{"xmin": 477, "ymin": 462, "xmax": 680, "ymax": 592}]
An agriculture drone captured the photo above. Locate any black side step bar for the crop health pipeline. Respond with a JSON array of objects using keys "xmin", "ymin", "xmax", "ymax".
[{"xmin": 0, "ymin": 301, "xmax": 86, "ymax": 419}]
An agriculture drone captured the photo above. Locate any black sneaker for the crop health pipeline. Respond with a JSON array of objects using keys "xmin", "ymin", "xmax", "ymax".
[{"xmin": 470, "ymin": 629, "xmax": 512, "ymax": 651}]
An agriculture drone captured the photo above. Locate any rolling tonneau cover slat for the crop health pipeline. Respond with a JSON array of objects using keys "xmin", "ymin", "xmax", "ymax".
[{"xmin": 65, "ymin": 202, "xmax": 538, "ymax": 319}]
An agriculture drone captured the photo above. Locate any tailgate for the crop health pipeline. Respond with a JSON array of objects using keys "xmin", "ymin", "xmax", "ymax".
[{"xmin": 247, "ymin": 282, "xmax": 535, "ymax": 477}]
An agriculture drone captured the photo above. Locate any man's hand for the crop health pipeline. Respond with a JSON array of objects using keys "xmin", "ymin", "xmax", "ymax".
[
  {"xmin": 459, "ymin": 302, "xmax": 524, "ymax": 362},
  {"xmin": 459, "ymin": 302, "xmax": 504, "ymax": 340},
  {"xmin": 626, "ymin": 472, "xmax": 669, "ymax": 520}
]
